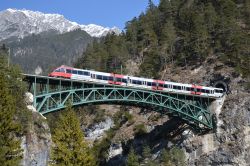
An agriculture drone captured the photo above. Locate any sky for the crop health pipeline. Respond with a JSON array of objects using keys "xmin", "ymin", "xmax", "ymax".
[{"xmin": 0, "ymin": 0, "xmax": 160, "ymax": 30}]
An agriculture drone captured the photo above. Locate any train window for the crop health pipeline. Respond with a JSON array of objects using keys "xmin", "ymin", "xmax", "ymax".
[
  {"xmin": 147, "ymin": 82, "xmax": 152, "ymax": 86},
  {"xmin": 83, "ymin": 72, "xmax": 90, "ymax": 76},
  {"xmin": 122, "ymin": 79, "xmax": 127, "ymax": 83},
  {"xmin": 201, "ymin": 89, "xmax": 206, "ymax": 93},
  {"xmin": 55, "ymin": 69, "xmax": 60, "ymax": 72},
  {"xmin": 173, "ymin": 85, "xmax": 178, "ymax": 89},
  {"xmin": 108, "ymin": 77, "xmax": 113, "ymax": 81},
  {"xmin": 152, "ymin": 82, "xmax": 157, "ymax": 86},
  {"xmin": 137, "ymin": 80, "xmax": 142, "ymax": 85},
  {"xmin": 190, "ymin": 88, "xmax": 195, "ymax": 91},
  {"xmin": 96, "ymin": 75, "xmax": 102, "ymax": 80},
  {"xmin": 164, "ymin": 84, "xmax": 169, "ymax": 88},
  {"xmin": 72, "ymin": 70, "xmax": 77, "ymax": 74},
  {"xmin": 78, "ymin": 71, "xmax": 83, "ymax": 75},
  {"xmin": 103, "ymin": 76, "xmax": 108, "ymax": 80},
  {"xmin": 66, "ymin": 69, "xmax": 72, "ymax": 73},
  {"xmin": 205, "ymin": 90, "xmax": 210, "ymax": 93},
  {"xmin": 186, "ymin": 87, "xmax": 191, "ymax": 91},
  {"xmin": 196, "ymin": 89, "xmax": 201, "ymax": 92},
  {"xmin": 132, "ymin": 80, "xmax": 137, "ymax": 84},
  {"xmin": 60, "ymin": 68, "xmax": 65, "ymax": 72},
  {"xmin": 116, "ymin": 78, "xmax": 122, "ymax": 82},
  {"xmin": 177, "ymin": 86, "xmax": 181, "ymax": 90},
  {"xmin": 159, "ymin": 84, "xmax": 164, "ymax": 87},
  {"xmin": 220, "ymin": 90, "xmax": 223, "ymax": 93}
]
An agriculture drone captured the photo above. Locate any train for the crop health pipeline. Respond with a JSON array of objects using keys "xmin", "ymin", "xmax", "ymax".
[{"xmin": 48, "ymin": 65, "xmax": 224, "ymax": 98}]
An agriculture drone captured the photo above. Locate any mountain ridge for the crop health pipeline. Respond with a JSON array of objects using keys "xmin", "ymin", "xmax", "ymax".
[{"xmin": 0, "ymin": 8, "xmax": 121, "ymax": 40}]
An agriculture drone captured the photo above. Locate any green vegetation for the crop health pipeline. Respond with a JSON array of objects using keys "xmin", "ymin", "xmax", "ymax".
[
  {"xmin": 76, "ymin": 0, "xmax": 250, "ymax": 80},
  {"xmin": 161, "ymin": 149, "xmax": 172, "ymax": 166},
  {"xmin": 93, "ymin": 109, "xmax": 106, "ymax": 123},
  {"xmin": 127, "ymin": 148, "xmax": 140, "ymax": 166},
  {"xmin": 0, "ymin": 46, "xmax": 29, "ymax": 165},
  {"xmin": 50, "ymin": 104, "xmax": 96, "ymax": 166},
  {"xmin": 134, "ymin": 124, "xmax": 147, "ymax": 136},
  {"xmin": 142, "ymin": 145, "xmax": 151, "ymax": 159},
  {"xmin": 161, "ymin": 147, "xmax": 186, "ymax": 166}
]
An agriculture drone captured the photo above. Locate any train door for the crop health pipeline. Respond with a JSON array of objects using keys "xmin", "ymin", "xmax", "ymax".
[
  {"xmin": 181, "ymin": 86, "xmax": 185, "ymax": 92},
  {"xmin": 127, "ymin": 77, "xmax": 131, "ymax": 86},
  {"xmin": 91, "ymin": 74, "xmax": 96, "ymax": 81},
  {"xmin": 169, "ymin": 84, "xmax": 173, "ymax": 91}
]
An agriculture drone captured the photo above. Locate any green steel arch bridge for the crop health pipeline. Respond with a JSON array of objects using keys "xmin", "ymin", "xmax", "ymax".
[{"xmin": 23, "ymin": 74, "xmax": 218, "ymax": 132}]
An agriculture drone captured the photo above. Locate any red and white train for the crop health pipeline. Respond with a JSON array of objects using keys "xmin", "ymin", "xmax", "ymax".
[{"xmin": 49, "ymin": 65, "xmax": 224, "ymax": 98}]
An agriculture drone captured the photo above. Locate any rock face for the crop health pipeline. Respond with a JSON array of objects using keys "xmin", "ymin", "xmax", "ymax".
[
  {"xmin": 21, "ymin": 112, "xmax": 52, "ymax": 166},
  {"xmin": 163, "ymin": 57, "xmax": 250, "ymax": 165},
  {"xmin": 183, "ymin": 78, "xmax": 250, "ymax": 166},
  {"xmin": 84, "ymin": 117, "xmax": 114, "ymax": 141},
  {"xmin": 22, "ymin": 93, "xmax": 52, "ymax": 166}
]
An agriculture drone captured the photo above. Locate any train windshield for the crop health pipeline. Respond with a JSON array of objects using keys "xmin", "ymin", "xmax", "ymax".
[
  {"xmin": 54, "ymin": 68, "xmax": 65, "ymax": 72},
  {"xmin": 54, "ymin": 68, "xmax": 60, "ymax": 72}
]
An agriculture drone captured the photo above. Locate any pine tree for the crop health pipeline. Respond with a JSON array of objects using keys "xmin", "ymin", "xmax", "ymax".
[
  {"xmin": 0, "ymin": 53, "xmax": 22, "ymax": 166},
  {"xmin": 161, "ymin": 149, "xmax": 172, "ymax": 166},
  {"xmin": 127, "ymin": 148, "xmax": 139, "ymax": 166},
  {"xmin": 142, "ymin": 145, "xmax": 151, "ymax": 159},
  {"xmin": 50, "ymin": 104, "xmax": 96, "ymax": 166},
  {"xmin": 170, "ymin": 146, "xmax": 185, "ymax": 166}
]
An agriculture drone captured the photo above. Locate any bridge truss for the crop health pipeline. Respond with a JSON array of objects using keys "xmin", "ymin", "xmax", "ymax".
[{"xmin": 23, "ymin": 74, "xmax": 216, "ymax": 132}]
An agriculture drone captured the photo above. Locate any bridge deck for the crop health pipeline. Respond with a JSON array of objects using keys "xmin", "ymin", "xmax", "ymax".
[{"xmin": 23, "ymin": 74, "xmax": 217, "ymax": 100}]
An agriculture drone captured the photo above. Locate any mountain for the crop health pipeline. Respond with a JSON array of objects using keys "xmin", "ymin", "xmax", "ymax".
[
  {"xmin": 2, "ymin": 29, "xmax": 93, "ymax": 74},
  {"xmin": 0, "ymin": 8, "xmax": 121, "ymax": 40},
  {"xmin": 0, "ymin": 8, "xmax": 122, "ymax": 74}
]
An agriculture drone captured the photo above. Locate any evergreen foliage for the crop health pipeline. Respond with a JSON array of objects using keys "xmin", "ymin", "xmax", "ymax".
[
  {"xmin": 160, "ymin": 147, "xmax": 185, "ymax": 166},
  {"xmin": 170, "ymin": 146, "xmax": 185, "ymax": 166},
  {"xmin": 127, "ymin": 148, "xmax": 139, "ymax": 166},
  {"xmin": 142, "ymin": 145, "xmax": 151, "ymax": 159},
  {"xmin": 161, "ymin": 149, "xmax": 172, "ymax": 166},
  {"xmin": 0, "ymin": 47, "xmax": 24, "ymax": 165},
  {"xmin": 50, "ymin": 104, "xmax": 96, "ymax": 166},
  {"xmin": 76, "ymin": 0, "xmax": 250, "ymax": 80}
]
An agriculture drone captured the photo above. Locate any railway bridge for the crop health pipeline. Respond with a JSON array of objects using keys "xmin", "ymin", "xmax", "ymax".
[{"xmin": 23, "ymin": 74, "xmax": 219, "ymax": 132}]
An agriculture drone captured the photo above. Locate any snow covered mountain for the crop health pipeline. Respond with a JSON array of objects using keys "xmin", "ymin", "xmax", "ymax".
[{"xmin": 0, "ymin": 8, "xmax": 121, "ymax": 40}]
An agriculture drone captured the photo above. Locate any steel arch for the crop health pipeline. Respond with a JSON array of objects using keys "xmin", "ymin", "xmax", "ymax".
[{"xmin": 34, "ymin": 87, "xmax": 214, "ymax": 130}]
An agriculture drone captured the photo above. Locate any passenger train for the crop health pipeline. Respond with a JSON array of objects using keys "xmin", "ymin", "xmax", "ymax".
[{"xmin": 48, "ymin": 65, "xmax": 224, "ymax": 98}]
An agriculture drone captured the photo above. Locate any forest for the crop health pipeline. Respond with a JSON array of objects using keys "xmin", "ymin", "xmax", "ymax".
[{"xmin": 76, "ymin": 0, "xmax": 250, "ymax": 81}]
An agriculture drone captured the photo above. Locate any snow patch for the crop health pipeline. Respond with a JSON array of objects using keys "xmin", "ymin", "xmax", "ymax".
[{"xmin": 0, "ymin": 8, "xmax": 121, "ymax": 40}]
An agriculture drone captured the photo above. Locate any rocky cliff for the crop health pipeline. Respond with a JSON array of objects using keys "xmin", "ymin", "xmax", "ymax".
[
  {"xmin": 21, "ymin": 93, "xmax": 52, "ymax": 166},
  {"xmin": 160, "ymin": 55, "xmax": 250, "ymax": 165}
]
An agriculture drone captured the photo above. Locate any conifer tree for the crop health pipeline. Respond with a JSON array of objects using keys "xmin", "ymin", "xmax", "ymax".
[
  {"xmin": 142, "ymin": 145, "xmax": 151, "ymax": 159},
  {"xmin": 161, "ymin": 149, "xmax": 172, "ymax": 166},
  {"xmin": 127, "ymin": 148, "xmax": 139, "ymax": 166},
  {"xmin": 0, "ymin": 52, "xmax": 23, "ymax": 166},
  {"xmin": 50, "ymin": 104, "xmax": 95, "ymax": 166}
]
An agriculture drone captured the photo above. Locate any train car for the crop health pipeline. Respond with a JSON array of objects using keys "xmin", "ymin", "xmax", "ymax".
[{"xmin": 48, "ymin": 65, "xmax": 224, "ymax": 98}]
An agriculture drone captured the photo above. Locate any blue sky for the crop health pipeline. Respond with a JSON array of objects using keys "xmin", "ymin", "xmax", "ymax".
[{"xmin": 0, "ymin": 0, "xmax": 160, "ymax": 29}]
